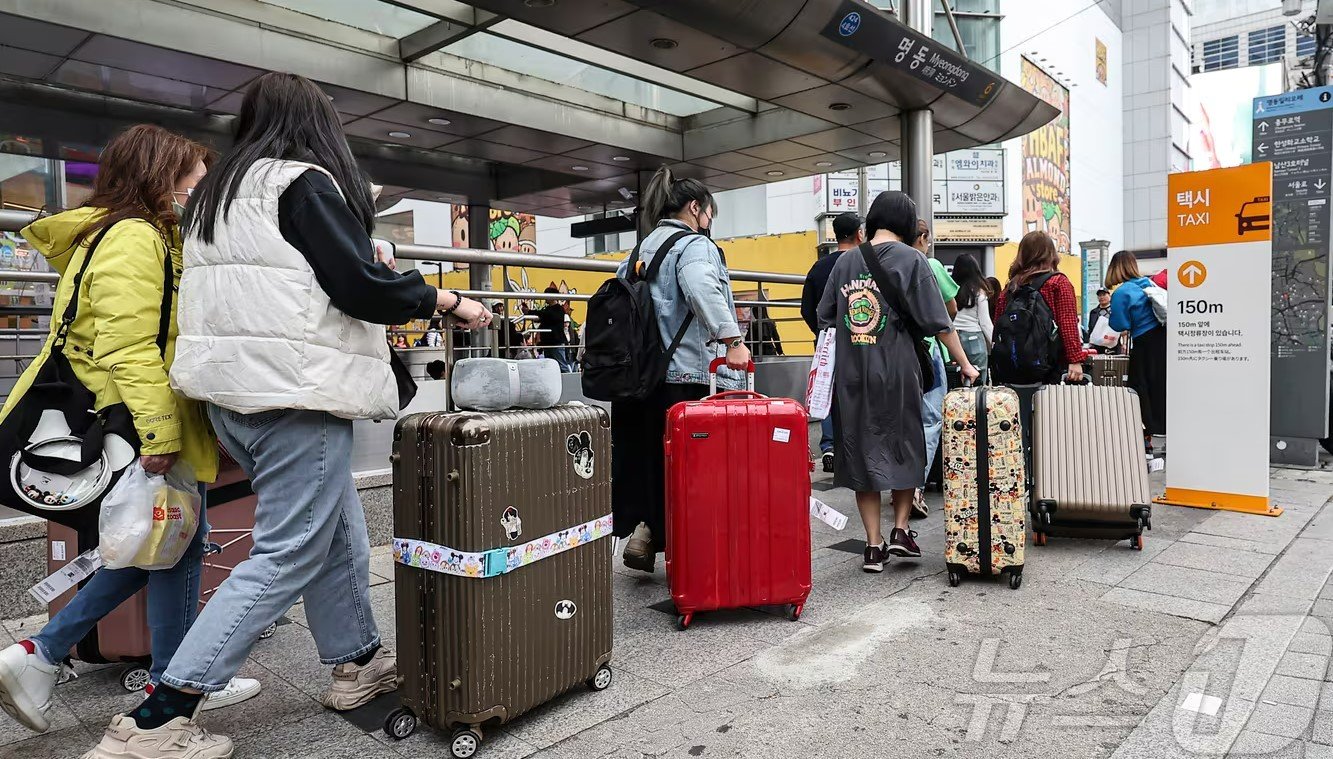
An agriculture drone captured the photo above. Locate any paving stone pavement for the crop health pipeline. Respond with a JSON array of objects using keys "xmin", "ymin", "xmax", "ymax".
[{"xmin": 3, "ymin": 466, "xmax": 1333, "ymax": 758}]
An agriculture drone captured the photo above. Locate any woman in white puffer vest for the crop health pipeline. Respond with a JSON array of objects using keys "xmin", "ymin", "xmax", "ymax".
[{"xmin": 81, "ymin": 72, "xmax": 493, "ymax": 759}]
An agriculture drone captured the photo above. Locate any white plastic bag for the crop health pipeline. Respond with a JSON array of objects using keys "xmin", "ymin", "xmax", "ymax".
[
  {"xmin": 98, "ymin": 463, "xmax": 200, "ymax": 571},
  {"xmin": 805, "ymin": 328, "xmax": 836, "ymax": 420},
  {"xmin": 1088, "ymin": 315, "xmax": 1120, "ymax": 349}
]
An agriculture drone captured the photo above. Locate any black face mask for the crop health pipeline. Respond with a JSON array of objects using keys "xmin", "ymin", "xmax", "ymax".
[{"xmin": 700, "ymin": 226, "xmax": 712, "ymax": 239}]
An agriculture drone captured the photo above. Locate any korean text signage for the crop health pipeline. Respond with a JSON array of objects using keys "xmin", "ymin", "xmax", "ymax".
[
  {"xmin": 819, "ymin": 150, "xmax": 1005, "ymax": 215},
  {"xmin": 1159, "ymin": 164, "xmax": 1279, "ymax": 516},
  {"xmin": 1021, "ymin": 58, "xmax": 1072, "ymax": 253},
  {"xmin": 822, "ymin": 1, "xmax": 1001, "ymax": 107},
  {"xmin": 1251, "ymin": 87, "xmax": 1333, "ymax": 441}
]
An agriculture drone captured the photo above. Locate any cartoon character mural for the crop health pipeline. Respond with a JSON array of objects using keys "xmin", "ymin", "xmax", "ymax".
[
  {"xmin": 451, "ymin": 206, "xmax": 538, "ymax": 253},
  {"xmin": 1020, "ymin": 57, "xmax": 1072, "ymax": 255}
]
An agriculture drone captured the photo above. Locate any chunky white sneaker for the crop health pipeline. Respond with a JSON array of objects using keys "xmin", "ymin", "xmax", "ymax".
[
  {"xmin": 0, "ymin": 642, "xmax": 60, "ymax": 732},
  {"xmin": 82, "ymin": 712, "xmax": 233, "ymax": 759},
  {"xmin": 320, "ymin": 648, "xmax": 398, "ymax": 711},
  {"xmin": 201, "ymin": 678, "xmax": 262, "ymax": 712}
]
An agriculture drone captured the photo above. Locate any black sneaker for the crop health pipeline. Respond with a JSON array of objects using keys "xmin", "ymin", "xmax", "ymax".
[
  {"xmin": 887, "ymin": 528, "xmax": 922, "ymax": 558},
  {"xmin": 821, "ymin": 452, "xmax": 834, "ymax": 473},
  {"xmin": 862, "ymin": 541, "xmax": 889, "ymax": 573}
]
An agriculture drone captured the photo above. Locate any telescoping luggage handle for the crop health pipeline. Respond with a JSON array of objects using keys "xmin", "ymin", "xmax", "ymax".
[{"xmin": 707, "ymin": 357, "xmax": 757, "ymax": 398}]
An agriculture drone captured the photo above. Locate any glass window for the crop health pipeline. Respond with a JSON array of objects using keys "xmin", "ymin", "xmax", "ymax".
[
  {"xmin": 931, "ymin": 14, "xmax": 1000, "ymax": 71},
  {"xmin": 1248, "ymin": 26, "xmax": 1285, "ymax": 66},
  {"xmin": 1202, "ymin": 36, "xmax": 1239, "ymax": 71},
  {"xmin": 1298, "ymin": 34, "xmax": 1317, "ymax": 59},
  {"xmin": 258, "ymin": 0, "xmax": 438, "ymax": 37},
  {"xmin": 444, "ymin": 31, "xmax": 718, "ymax": 117}
]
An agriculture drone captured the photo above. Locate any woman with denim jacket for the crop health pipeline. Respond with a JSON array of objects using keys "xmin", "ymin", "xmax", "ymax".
[{"xmin": 613, "ymin": 166, "xmax": 751, "ymax": 573}]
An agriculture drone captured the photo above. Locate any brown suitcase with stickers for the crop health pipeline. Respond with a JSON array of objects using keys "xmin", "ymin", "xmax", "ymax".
[{"xmin": 388, "ymin": 404, "xmax": 614, "ymax": 753}]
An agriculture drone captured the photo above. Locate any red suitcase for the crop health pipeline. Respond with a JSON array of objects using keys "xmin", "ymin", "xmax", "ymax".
[{"xmin": 664, "ymin": 359, "xmax": 812, "ymax": 630}]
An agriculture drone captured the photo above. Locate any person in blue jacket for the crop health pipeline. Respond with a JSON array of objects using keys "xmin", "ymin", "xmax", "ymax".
[{"xmin": 1106, "ymin": 251, "xmax": 1166, "ymax": 451}]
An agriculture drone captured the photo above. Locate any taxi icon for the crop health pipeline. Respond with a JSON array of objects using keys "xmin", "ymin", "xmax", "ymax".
[{"xmin": 1236, "ymin": 195, "xmax": 1271, "ymax": 234}]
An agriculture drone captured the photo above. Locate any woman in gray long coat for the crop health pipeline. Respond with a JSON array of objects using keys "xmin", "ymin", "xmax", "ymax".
[{"xmin": 818, "ymin": 191, "xmax": 979, "ymax": 573}]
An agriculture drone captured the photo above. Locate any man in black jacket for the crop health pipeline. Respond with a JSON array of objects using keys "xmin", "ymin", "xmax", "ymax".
[
  {"xmin": 1085, "ymin": 288, "xmax": 1118, "ymax": 354},
  {"xmin": 801, "ymin": 212, "xmax": 863, "ymax": 473}
]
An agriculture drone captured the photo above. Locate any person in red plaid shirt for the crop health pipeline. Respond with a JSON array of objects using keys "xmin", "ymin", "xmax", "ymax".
[{"xmin": 993, "ymin": 231, "xmax": 1088, "ymax": 384}]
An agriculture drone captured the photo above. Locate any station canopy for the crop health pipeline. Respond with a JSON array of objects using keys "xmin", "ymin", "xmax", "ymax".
[{"xmin": 0, "ymin": 0, "xmax": 1057, "ymax": 217}]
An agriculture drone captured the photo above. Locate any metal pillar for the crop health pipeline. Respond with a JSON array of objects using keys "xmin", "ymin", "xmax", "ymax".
[
  {"xmin": 467, "ymin": 204, "xmax": 493, "ymax": 350},
  {"xmin": 900, "ymin": 0, "xmax": 934, "ymax": 250}
]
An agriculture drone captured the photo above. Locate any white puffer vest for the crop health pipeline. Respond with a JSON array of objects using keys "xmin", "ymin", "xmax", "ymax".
[{"xmin": 171, "ymin": 159, "xmax": 398, "ymax": 421}]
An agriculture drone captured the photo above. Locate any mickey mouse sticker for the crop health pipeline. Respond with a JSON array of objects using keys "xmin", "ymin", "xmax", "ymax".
[{"xmin": 566, "ymin": 431, "xmax": 594, "ymax": 479}]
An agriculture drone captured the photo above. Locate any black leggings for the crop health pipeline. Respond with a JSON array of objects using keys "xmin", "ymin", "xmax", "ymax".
[
  {"xmin": 1128, "ymin": 326, "xmax": 1167, "ymax": 436},
  {"xmin": 610, "ymin": 383, "xmax": 708, "ymax": 546}
]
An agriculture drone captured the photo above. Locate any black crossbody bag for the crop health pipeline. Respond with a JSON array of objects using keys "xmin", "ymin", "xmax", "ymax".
[{"xmin": 858, "ymin": 242, "xmax": 939, "ymax": 393}]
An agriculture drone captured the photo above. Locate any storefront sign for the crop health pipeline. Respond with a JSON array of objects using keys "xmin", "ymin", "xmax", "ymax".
[
  {"xmin": 820, "ymin": 150, "xmax": 1006, "ymax": 215},
  {"xmin": 1021, "ymin": 58, "xmax": 1072, "ymax": 253},
  {"xmin": 1251, "ymin": 87, "xmax": 1333, "ymax": 443},
  {"xmin": 933, "ymin": 217, "xmax": 1005, "ymax": 242},
  {"xmin": 946, "ymin": 181, "xmax": 1004, "ymax": 214},
  {"xmin": 1157, "ymin": 163, "xmax": 1280, "ymax": 516}
]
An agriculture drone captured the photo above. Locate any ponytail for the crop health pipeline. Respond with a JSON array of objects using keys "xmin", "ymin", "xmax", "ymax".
[{"xmin": 638, "ymin": 165, "xmax": 715, "ymax": 237}]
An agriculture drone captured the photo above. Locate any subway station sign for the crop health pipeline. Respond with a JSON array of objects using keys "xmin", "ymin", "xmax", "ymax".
[
  {"xmin": 1251, "ymin": 87, "xmax": 1333, "ymax": 443},
  {"xmin": 1157, "ymin": 164, "xmax": 1280, "ymax": 516},
  {"xmin": 818, "ymin": 149, "xmax": 1006, "ymax": 215}
]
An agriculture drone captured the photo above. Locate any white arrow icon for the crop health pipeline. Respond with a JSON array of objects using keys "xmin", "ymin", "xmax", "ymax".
[
  {"xmin": 1258, "ymin": 121, "xmax": 1270, "ymax": 133},
  {"xmin": 1181, "ymin": 263, "xmax": 1204, "ymax": 286},
  {"xmin": 1258, "ymin": 143, "xmax": 1269, "ymax": 155},
  {"xmin": 1318, "ymin": 179, "xmax": 1328, "ymax": 191}
]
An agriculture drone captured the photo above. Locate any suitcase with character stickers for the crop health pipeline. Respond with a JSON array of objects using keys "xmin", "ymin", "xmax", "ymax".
[
  {"xmin": 941, "ymin": 385, "xmax": 1027, "ymax": 589},
  {"xmin": 388, "ymin": 404, "xmax": 614, "ymax": 756}
]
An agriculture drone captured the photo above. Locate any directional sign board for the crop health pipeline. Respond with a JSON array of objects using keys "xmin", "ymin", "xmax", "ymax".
[
  {"xmin": 1252, "ymin": 88, "xmax": 1333, "ymax": 445},
  {"xmin": 1158, "ymin": 164, "xmax": 1280, "ymax": 516}
]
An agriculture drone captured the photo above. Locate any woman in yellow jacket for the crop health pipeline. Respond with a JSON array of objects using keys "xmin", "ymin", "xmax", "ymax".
[{"xmin": 0, "ymin": 125, "xmax": 258, "ymax": 736}]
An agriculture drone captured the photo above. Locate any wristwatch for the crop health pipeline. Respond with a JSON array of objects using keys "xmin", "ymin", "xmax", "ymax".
[{"xmin": 725, "ymin": 337, "xmax": 745, "ymax": 349}]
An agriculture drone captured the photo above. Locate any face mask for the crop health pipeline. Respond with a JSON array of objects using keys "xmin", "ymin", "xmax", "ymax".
[
  {"xmin": 172, "ymin": 202, "xmax": 186, "ymax": 217},
  {"xmin": 700, "ymin": 226, "xmax": 712, "ymax": 239}
]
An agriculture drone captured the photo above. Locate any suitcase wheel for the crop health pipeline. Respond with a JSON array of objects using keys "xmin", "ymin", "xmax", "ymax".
[
  {"xmin": 587, "ymin": 664, "xmax": 614, "ymax": 692},
  {"xmin": 1031, "ymin": 532, "xmax": 1048, "ymax": 547},
  {"xmin": 1008, "ymin": 572, "xmax": 1023, "ymax": 590},
  {"xmin": 676, "ymin": 614, "xmax": 693, "ymax": 631},
  {"xmin": 947, "ymin": 571, "xmax": 962, "ymax": 588},
  {"xmin": 120, "ymin": 666, "xmax": 150, "ymax": 693},
  {"xmin": 1129, "ymin": 534, "xmax": 1144, "ymax": 551},
  {"xmin": 259, "ymin": 622, "xmax": 277, "ymax": 641},
  {"xmin": 384, "ymin": 707, "xmax": 417, "ymax": 741},
  {"xmin": 787, "ymin": 604, "xmax": 804, "ymax": 622},
  {"xmin": 450, "ymin": 727, "xmax": 483, "ymax": 758}
]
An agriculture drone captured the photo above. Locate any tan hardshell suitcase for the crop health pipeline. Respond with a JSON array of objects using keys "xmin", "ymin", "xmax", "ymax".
[
  {"xmin": 388, "ymin": 405, "xmax": 614, "ymax": 756},
  {"xmin": 1030, "ymin": 384, "xmax": 1152, "ymax": 549}
]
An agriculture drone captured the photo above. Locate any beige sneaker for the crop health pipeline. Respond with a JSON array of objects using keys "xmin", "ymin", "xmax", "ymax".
[
  {"xmin": 621, "ymin": 523, "xmax": 655, "ymax": 573},
  {"xmin": 320, "ymin": 647, "xmax": 398, "ymax": 711},
  {"xmin": 82, "ymin": 712, "xmax": 233, "ymax": 759}
]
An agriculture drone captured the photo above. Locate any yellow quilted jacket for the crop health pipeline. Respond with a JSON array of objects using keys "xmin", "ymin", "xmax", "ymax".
[{"xmin": 0, "ymin": 208, "xmax": 218, "ymax": 483}]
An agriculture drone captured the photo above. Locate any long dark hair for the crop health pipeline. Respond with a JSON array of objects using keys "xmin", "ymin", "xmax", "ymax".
[
  {"xmin": 185, "ymin": 72, "xmax": 375, "ymax": 243},
  {"xmin": 952, "ymin": 253, "xmax": 987, "ymax": 310},
  {"xmin": 1007, "ymin": 231, "xmax": 1060, "ymax": 291},
  {"xmin": 76, "ymin": 124, "xmax": 212, "ymax": 247},
  {"xmin": 865, "ymin": 191, "xmax": 919, "ymax": 246},
  {"xmin": 639, "ymin": 166, "xmax": 715, "ymax": 236}
]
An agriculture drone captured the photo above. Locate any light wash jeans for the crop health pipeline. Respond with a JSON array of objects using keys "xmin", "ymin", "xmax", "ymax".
[
  {"xmin": 921, "ymin": 349, "xmax": 948, "ymax": 481},
  {"xmin": 33, "ymin": 489, "xmax": 208, "ymax": 685},
  {"xmin": 160, "ymin": 407, "xmax": 378, "ymax": 693},
  {"xmin": 959, "ymin": 330, "xmax": 990, "ymax": 386}
]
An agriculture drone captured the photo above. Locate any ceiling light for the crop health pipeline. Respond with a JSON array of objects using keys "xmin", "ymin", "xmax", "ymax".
[
  {"xmin": 766, "ymin": 170, "xmax": 785, "ymax": 176},
  {"xmin": 571, "ymin": 165, "xmax": 589, "ymax": 172},
  {"xmin": 524, "ymin": 0, "xmax": 556, "ymax": 7},
  {"xmin": 828, "ymin": 102, "xmax": 852, "ymax": 112},
  {"xmin": 815, "ymin": 161, "xmax": 833, "ymax": 167},
  {"xmin": 650, "ymin": 38, "xmax": 679, "ymax": 50},
  {"xmin": 611, "ymin": 155, "xmax": 631, "ymax": 162},
  {"xmin": 427, "ymin": 118, "xmax": 451, "ymax": 127},
  {"xmin": 868, "ymin": 151, "xmax": 887, "ymax": 158},
  {"xmin": 388, "ymin": 131, "xmax": 411, "ymax": 139},
  {"xmin": 578, "ymin": 205, "xmax": 593, "ymax": 211}
]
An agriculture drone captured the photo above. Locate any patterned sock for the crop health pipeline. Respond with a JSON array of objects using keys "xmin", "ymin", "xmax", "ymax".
[
  {"xmin": 352, "ymin": 645, "xmax": 380, "ymax": 667},
  {"xmin": 130, "ymin": 684, "xmax": 204, "ymax": 730}
]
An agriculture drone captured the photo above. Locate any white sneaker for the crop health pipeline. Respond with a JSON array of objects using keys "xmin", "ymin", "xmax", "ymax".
[
  {"xmin": 320, "ymin": 648, "xmax": 398, "ymax": 711},
  {"xmin": 0, "ymin": 642, "xmax": 61, "ymax": 732},
  {"xmin": 201, "ymin": 678, "xmax": 262, "ymax": 711},
  {"xmin": 82, "ymin": 711, "xmax": 233, "ymax": 759}
]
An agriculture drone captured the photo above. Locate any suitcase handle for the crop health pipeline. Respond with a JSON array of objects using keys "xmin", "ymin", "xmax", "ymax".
[
  {"xmin": 705, "ymin": 390, "xmax": 766, "ymax": 402},
  {"xmin": 708, "ymin": 357, "xmax": 756, "ymax": 394}
]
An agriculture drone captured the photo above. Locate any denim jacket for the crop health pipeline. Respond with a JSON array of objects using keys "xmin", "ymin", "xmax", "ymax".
[{"xmin": 616, "ymin": 220, "xmax": 744, "ymax": 389}]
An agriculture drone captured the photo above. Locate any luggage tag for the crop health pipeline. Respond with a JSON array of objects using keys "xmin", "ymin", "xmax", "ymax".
[
  {"xmin": 29, "ymin": 548, "xmax": 102, "ymax": 604},
  {"xmin": 809, "ymin": 497, "xmax": 848, "ymax": 530}
]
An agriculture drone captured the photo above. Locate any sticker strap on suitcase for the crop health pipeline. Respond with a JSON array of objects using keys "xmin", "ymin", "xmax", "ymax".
[{"xmin": 394, "ymin": 514, "xmax": 613, "ymax": 579}]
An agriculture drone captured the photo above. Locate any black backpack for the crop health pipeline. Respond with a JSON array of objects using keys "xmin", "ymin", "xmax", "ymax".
[
  {"xmin": 990, "ymin": 272, "xmax": 1061, "ymax": 384},
  {"xmin": 581, "ymin": 230, "xmax": 698, "ymax": 402}
]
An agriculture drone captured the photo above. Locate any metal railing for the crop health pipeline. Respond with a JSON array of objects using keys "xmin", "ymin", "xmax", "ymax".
[{"xmin": 0, "ymin": 208, "xmax": 814, "ymax": 378}]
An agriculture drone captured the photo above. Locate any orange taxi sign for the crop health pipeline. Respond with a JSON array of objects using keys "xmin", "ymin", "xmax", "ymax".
[{"xmin": 1167, "ymin": 163, "xmax": 1272, "ymax": 248}]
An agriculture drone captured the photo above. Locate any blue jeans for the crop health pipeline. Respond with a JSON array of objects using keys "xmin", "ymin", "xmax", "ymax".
[
  {"xmin": 33, "ymin": 488, "xmax": 208, "ymax": 685},
  {"xmin": 545, "ymin": 346, "xmax": 575, "ymax": 373},
  {"xmin": 160, "ymin": 407, "xmax": 378, "ymax": 693},
  {"xmin": 922, "ymin": 349, "xmax": 948, "ymax": 481},
  {"xmin": 820, "ymin": 416, "xmax": 834, "ymax": 455}
]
